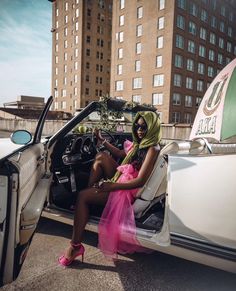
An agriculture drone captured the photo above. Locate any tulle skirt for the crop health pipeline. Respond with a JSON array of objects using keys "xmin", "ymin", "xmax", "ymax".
[{"xmin": 98, "ymin": 164, "xmax": 142, "ymax": 258}]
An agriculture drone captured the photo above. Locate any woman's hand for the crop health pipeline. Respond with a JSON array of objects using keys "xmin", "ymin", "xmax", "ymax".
[
  {"xmin": 93, "ymin": 128, "xmax": 104, "ymax": 143},
  {"xmin": 98, "ymin": 181, "xmax": 116, "ymax": 192}
]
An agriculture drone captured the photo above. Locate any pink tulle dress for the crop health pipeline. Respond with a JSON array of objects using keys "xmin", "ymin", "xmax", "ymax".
[{"xmin": 98, "ymin": 140, "xmax": 142, "ymax": 258}]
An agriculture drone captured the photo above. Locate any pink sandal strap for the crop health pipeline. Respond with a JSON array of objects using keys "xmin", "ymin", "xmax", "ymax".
[{"xmin": 70, "ymin": 241, "xmax": 82, "ymax": 248}]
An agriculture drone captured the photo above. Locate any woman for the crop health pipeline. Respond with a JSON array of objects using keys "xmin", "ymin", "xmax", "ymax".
[{"xmin": 59, "ymin": 111, "xmax": 161, "ymax": 266}]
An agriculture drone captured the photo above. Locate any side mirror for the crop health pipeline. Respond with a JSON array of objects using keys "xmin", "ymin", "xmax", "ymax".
[{"xmin": 10, "ymin": 130, "xmax": 32, "ymax": 145}]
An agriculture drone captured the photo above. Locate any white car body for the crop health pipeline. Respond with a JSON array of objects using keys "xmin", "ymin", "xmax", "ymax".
[{"xmin": 0, "ymin": 97, "xmax": 236, "ymax": 287}]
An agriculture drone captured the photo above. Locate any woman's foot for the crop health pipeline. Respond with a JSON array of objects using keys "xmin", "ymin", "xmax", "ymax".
[{"xmin": 58, "ymin": 242, "xmax": 85, "ymax": 266}]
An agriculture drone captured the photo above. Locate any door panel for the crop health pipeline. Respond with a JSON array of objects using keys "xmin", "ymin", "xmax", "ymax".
[{"xmin": 168, "ymin": 154, "xmax": 236, "ymax": 249}]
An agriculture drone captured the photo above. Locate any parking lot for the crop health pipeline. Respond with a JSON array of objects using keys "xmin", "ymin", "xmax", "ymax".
[{"xmin": 1, "ymin": 217, "xmax": 236, "ymax": 291}]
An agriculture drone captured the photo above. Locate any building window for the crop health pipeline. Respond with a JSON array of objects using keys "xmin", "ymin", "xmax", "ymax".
[
  {"xmin": 173, "ymin": 93, "xmax": 181, "ymax": 105},
  {"xmin": 158, "ymin": 17, "xmax": 165, "ymax": 30},
  {"xmin": 87, "ymin": 22, "xmax": 91, "ymax": 30},
  {"xmin": 157, "ymin": 36, "xmax": 164, "ymax": 48},
  {"xmin": 55, "ymin": 67, "xmax": 58, "ymax": 75},
  {"xmin": 119, "ymin": 15, "xmax": 124, "ymax": 26},
  {"xmin": 189, "ymin": 2, "xmax": 197, "ymax": 16},
  {"xmin": 186, "ymin": 59, "xmax": 194, "ymax": 71},
  {"xmin": 118, "ymin": 31, "xmax": 124, "ymax": 42},
  {"xmin": 187, "ymin": 40, "xmax": 195, "ymax": 53},
  {"xmin": 56, "ymin": 32, "xmax": 59, "ymax": 40},
  {"xmin": 197, "ymin": 80, "xmax": 204, "ymax": 92},
  {"xmin": 199, "ymin": 27, "xmax": 206, "ymax": 40},
  {"xmin": 65, "ymin": 15, "xmax": 68, "ymax": 24},
  {"xmin": 227, "ymin": 42, "xmax": 232, "ymax": 53},
  {"xmin": 64, "ymin": 65, "xmax": 67, "ymax": 73},
  {"xmin": 152, "ymin": 93, "xmax": 163, "ymax": 105},
  {"xmin": 137, "ymin": 6, "xmax": 143, "ymax": 19},
  {"xmin": 116, "ymin": 80, "xmax": 124, "ymax": 91},
  {"xmin": 86, "ymin": 49, "xmax": 90, "ymax": 56},
  {"xmin": 74, "ymin": 74, "xmax": 78, "ymax": 83},
  {"xmin": 74, "ymin": 87, "xmax": 78, "ymax": 96},
  {"xmin": 211, "ymin": 16, "xmax": 217, "ymax": 28},
  {"xmin": 55, "ymin": 56, "xmax": 58, "ymax": 64},
  {"xmin": 185, "ymin": 95, "xmax": 192, "ymax": 107},
  {"xmin": 209, "ymin": 49, "xmax": 215, "ymax": 61},
  {"xmin": 75, "ymin": 35, "xmax": 79, "ymax": 44},
  {"xmin": 132, "ymin": 95, "xmax": 142, "ymax": 104},
  {"xmin": 54, "ymin": 101, "xmax": 58, "ymax": 109},
  {"xmin": 218, "ymin": 53, "xmax": 223, "ymax": 65},
  {"xmin": 186, "ymin": 77, "xmax": 193, "ymax": 89},
  {"xmin": 135, "ymin": 60, "xmax": 141, "ymax": 72},
  {"xmin": 86, "ymin": 75, "xmax": 90, "ymax": 82},
  {"xmin": 85, "ymin": 88, "xmax": 89, "ymax": 95},
  {"xmin": 196, "ymin": 97, "xmax": 202, "ymax": 107},
  {"xmin": 87, "ymin": 36, "xmax": 91, "ymax": 43},
  {"xmin": 75, "ymin": 21, "xmax": 79, "ymax": 31},
  {"xmin": 62, "ymin": 101, "xmax": 66, "ymax": 109},
  {"xmin": 174, "ymin": 74, "xmax": 182, "ymax": 87},
  {"xmin": 76, "ymin": 8, "xmax": 79, "ymax": 17},
  {"xmin": 86, "ymin": 62, "xmax": 90, "ymax": 69},
  {"xmin": 201, "ymin": 9, "xmax": 207, "ymax": 22},
  {"xmin": 153, "ymin": 74, "xmax": 164, "ymax": 87},
  {"xmin": 176, "ymin": 15, "xmax": 185, "ymax": 30},
  {"xmin": 176, "ymin": 34, "xmax": 184, "ymax": 49},
  {"xmin": 208, "ymin": 66, "xmax": 214, "ymax": 77},
  {"xmin": 199, "ymin": 45, "xmax": 206, "ymax": 57},
  {"xmin": 136, "ymin": 25, "xmax": 143, "ymax": 37},
  {"xmin": 65, "ymin": 2, "xmax": 68, "ymax": 11},
  {"xmin": 120, "ymin": 0, "xmax": 125, "ymax": 9},
  {"xmin": 174, "ymin": 54, "xmax": 183, "ymax": 68},
  {"xmin": 87, "ymin": 9, "xmax": 91, "ymax": 16},
  {"xmin": 133, "ymin": 77, "xmax": 142, "ymax": 89},
  {"xmin": 172, "ymin": 112, "xmax": 181, "ymax": 123},
  {"xmin": 156, "ymin": 55, "xmax": 163, "ymax": 67},
  {"xmin": 198, "ymin": 63, "xmax": 205, "ymax": 74},
  {"xmin": 136, "ymin": 43, "xmax": 142, "ymax": 54},
  {"xmin": 64, "ymin": 40, "xmax": 68, "ymax": 48},
  {"xmin": 189, "ymin": 21, "xmax": 196, "ymax": 35},
  {"xmin": 118, "ymin": 48, "xmax": 123, "ymax": 59},
  {"xmin": 117, "ymin": 64, "xmax": 123, "ymax": 75},
  {"xmin": 56, "ymin": 20, "xmax": 59, "ymax": 28},
  {"xmin": 74, "ymin": 61, "xmax": 78, "ymax": 70},
  {"xmin": 56, "ymin": 8, "xmax": 59, "ymax": 17},
  {"xmin": 209, "ymin": 32, "xmax": 216, "ymax": 44},
  {"xmin": 177, "ymin": 0, "xmax": 186, "ymax": 9},
  {"xmin": 229, "ymin": 12, "xmax": 234, "ymax": 22},
  {"xmin": 184, "ymin": 113, "xmax": 192, "ymax": 123},
  {"xmin": 159, "ymin": 0, "xmax": 165, "ymax": 10},
  {"xmin": 219, "ymin": 37, "xmax": 224, "ymax": 49},
  {"xmin": 219, "ymin": 21, "xmax": 225, "ymax": 33},
  {"xmin": 62, "ymin": 89, "xmax": 66, "ymax": 97},
  {"xmin": 220, "ymin": 5, "xmax": 226, "ymax": 16},
  {"xmin": 228, "ymin": 27, "xmax": 232, "ymax": 37},
  {"xmin": 226, "ymin": 57, "xmax": 231, "ymax": 64}
]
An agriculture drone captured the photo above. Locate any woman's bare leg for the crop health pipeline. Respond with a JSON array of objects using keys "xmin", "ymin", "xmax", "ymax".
[
  {"xmin": 64, "ymin": 187, "xmax": 109, "ymax": 259},
  {"xmin": 88, "ymin": 152, "xmax": 118, "ymax": 187}
]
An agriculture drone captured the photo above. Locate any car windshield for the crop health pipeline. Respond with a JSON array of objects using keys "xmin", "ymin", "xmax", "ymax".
[{"xmin": 71, "ymin": 110, "xmax": 136, "ymax": 134}]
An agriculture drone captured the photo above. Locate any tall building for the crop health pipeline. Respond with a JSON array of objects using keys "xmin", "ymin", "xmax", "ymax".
[
  {"xmin": 110, "ymin": 0, "xmax": 236, "ymax": 123},
  {"xmin": 49, "ymin": 0, "xmax": 112, "ymax": 113}
]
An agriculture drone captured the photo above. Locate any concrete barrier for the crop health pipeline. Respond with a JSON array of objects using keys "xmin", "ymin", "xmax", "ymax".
[{"xmin": 0, "ymin": 119, "xmax": 192, "ymax": 140}]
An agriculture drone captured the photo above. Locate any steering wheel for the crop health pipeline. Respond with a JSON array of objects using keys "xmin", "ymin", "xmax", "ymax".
[{"xmin": 91, "ymin": 128, "xmax": 116, "ymax": 152}]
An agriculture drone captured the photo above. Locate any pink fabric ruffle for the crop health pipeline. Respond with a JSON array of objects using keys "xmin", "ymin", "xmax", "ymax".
[
  {"xmin": 123, "ymin": 140, "xmax": 133, "ymax": 154},
  {"xmin": 98, "ymin": 163, "xmax": 141, "ymax": 258}
]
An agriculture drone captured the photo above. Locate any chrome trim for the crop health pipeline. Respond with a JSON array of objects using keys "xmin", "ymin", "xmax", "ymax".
[{"xmin": 171, "ymin": 233, "xmax": 236, "ymax": 262}]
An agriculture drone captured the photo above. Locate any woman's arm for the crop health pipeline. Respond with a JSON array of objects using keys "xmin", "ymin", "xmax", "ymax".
[{"xmin": 99, "ymin": 146, "xmax": 160, "ymax": 192}]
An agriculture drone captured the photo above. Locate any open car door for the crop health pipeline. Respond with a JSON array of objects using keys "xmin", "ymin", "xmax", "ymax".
[{"xmin": 0, "ymin": 96, "xmax": 53, "ymax": 287}]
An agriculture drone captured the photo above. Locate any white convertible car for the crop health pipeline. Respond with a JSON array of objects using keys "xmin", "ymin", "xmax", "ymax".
[{"xmin": 1, "ymin": 60, "xmax": 236, "ymax": 286}]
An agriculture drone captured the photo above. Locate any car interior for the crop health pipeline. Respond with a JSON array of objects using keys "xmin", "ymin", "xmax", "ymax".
[{"xmin": 48, "ymin": 110, "xmax": 170, "ymax": 233}]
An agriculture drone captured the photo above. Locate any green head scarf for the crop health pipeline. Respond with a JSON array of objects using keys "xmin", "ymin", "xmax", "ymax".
[{"xmin": 112, "ymin": 111, "xmax": 161, "ymax": 182}]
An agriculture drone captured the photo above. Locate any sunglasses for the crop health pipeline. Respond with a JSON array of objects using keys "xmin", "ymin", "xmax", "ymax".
[{"xmin": 134, "ymin": 123, "xmax": 147, "ymax": 131}]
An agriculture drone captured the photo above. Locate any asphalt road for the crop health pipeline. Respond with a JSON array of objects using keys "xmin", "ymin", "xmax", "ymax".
[{"xmin": 1, "ymin": 217, "xmax": 236, "ymax": 291}]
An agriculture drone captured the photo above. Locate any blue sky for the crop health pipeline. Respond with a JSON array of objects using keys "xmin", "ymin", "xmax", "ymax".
[{"xmin": 0, "ymin": 0, "xmax": 52, "ymax": 106}]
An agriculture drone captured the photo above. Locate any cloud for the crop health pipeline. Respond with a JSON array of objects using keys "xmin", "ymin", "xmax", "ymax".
[{"xmin": 0, "ymin": 1, "xmax": 52, "ymax": 105}]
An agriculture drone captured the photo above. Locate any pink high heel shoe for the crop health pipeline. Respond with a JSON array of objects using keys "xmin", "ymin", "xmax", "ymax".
[{"xmin": 58, "ymin": 242, "xmax": 85, "ymax": 266}]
